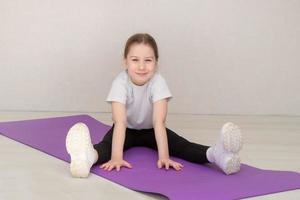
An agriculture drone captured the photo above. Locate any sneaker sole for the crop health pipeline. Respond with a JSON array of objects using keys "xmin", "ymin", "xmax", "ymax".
[
  {"xmin": 221, "ymin": 122, "xmax": 243, "ymax": 153},
  {"xmin": 224, "ymin": 154, "xmax": 241, "ymax": 175},
  {"xmin": 65, "ymin": 122, "xmax": 93, "ymax": 178}
]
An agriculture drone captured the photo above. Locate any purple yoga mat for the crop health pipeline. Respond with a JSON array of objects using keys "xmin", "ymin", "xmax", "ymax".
[{"xmin": 1, "ymin": 115, "xmax": 300, "ymax": 200}]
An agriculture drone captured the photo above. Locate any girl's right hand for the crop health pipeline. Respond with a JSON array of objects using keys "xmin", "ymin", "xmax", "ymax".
[{"xmin": 100, "ymin": 159, "xmax": 132, "ymax": 171}]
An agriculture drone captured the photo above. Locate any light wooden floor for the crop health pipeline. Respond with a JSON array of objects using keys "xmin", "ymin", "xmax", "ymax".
[{"xmin": 0, "ymin": 111, "xmax": 299, "ymax": 200}]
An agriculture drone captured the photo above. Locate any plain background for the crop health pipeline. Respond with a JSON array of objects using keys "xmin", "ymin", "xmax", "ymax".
[
  {"xmin": 1, "ymin": 2, "xmax": 300, "ymax": 199},
  {"xmin": 1, "ymin": 0, "xmax": 300, "ymax": 115}
]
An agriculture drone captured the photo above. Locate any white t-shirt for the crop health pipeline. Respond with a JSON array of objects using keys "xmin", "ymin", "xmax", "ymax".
[{"xmin": 106, "ymin": 70, "xmax": 172, "ymax": 129}]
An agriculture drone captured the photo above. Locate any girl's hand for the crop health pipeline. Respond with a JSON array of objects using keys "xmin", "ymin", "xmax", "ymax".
[
  {"xmin": 100, "ymin": 159, "xmax": 132, "ymax": 171},
  {"xmin": 157, "ymin": 158, "xmax": 184, "ymax": 171}
]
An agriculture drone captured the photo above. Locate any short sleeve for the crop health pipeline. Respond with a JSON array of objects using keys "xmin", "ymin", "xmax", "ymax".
[
  {"xmin": 106, "ymin": 79, "xmax": 127, "ymax": 105},
  {"xmin": 150, "ymin": 74, "xmax": 172, "ymax": 103}
]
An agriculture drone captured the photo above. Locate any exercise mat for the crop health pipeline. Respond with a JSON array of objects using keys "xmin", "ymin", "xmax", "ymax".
[{"xmin": 1, "ymin": 115, "xmax": 300, "ymax": 200}]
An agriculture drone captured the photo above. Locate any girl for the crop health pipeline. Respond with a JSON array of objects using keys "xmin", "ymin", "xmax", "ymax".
[{"xmin": 65, "ymin": 33, "xmax": 243, "ymax": 178}]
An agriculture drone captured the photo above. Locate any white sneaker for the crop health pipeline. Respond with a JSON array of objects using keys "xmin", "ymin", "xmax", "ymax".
[
  {"xmin": 221, "ymin": 122, "xmax": 243, "ymax": 153},
  {"xmin": 65, "ymin": 122, "xmax": 98, "ymax": 178},
  {"xmin": 207, "ymin": 122, "xmax": 243, "ymax": 175}
]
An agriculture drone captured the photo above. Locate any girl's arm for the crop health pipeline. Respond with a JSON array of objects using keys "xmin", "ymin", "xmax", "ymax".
[
  {"xmin": 111, "ymin": 102, "xmax": 127, "ymax": 160},
  {"xmin": 153, "ymin": 99, "xmax": 169, "ymax": 159},
  {"xmin": 153, "ymin": 99, "xmax": 183, "ymax": 171},
  {"xmin": 100, "ymin": 102, "xmax": 132, "ymax": 171}
]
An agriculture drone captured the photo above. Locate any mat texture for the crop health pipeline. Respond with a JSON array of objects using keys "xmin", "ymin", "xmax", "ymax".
[{"xmin": 1, "ymin": 115, "xmax": 300, "ymax": 200}]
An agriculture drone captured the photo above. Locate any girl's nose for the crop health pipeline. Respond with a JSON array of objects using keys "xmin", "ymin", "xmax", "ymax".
[{"xmin": 139, "ymin": 61, "xmax": 146, "ymax": 70}]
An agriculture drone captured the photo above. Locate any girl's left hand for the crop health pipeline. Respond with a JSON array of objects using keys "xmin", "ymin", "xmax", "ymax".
[{"xmin": 157, "ymin": 158, "xmax": 184, "ymax": 171}]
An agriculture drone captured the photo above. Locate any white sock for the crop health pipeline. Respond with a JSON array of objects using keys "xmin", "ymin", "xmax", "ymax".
[{"xmin": 206, "ymin": 147, "xmax": 215, "ymax": 163}]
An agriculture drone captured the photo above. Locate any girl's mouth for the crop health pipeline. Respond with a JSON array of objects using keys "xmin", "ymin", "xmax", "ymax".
[{"xmin": 136, "ymin": 72, "xmax": 148, "ymax": 76}]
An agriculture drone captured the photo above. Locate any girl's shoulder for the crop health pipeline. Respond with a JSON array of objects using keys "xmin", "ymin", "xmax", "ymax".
[
  {"xmin": 112, "ymin": 70, "xmax": 129, "ymax": 85},
  {"xmin": 149, "ymin": 72, "xmax": 168, "ymax": 86}
]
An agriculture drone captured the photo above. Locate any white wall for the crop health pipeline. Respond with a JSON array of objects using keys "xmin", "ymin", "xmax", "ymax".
[{"xmin": 1, "ymin": 0, "xmax": 300, "ymax": 115}]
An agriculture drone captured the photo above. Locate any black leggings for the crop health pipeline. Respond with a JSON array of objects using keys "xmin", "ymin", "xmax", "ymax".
[{"xmin": 93, "ymin": 125, "xmax": 210, "ymax": 165}]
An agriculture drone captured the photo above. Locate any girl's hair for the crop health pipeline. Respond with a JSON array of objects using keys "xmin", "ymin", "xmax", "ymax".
[{"xmin": 124, "ymin": 33, "xmax": 159, "ymax": 61}]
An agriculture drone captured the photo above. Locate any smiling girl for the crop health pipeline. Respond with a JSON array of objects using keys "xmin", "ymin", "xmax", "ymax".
[{"xmin": 66, "ymin": 33, "xmax": 243, "ymax": 178}]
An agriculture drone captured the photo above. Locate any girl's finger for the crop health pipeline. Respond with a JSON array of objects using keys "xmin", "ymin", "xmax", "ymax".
[
  {"xmin": 101, "ymin": 162, "xmax": 109, "ymax": 169},
  {"xmin": 173, "ymin": 163, "xmax": 179, "ymax": 170},
  {"xmin": 100, "ymin": 164, "xmax": 105, "ymax": 169},
  {"xmin": 124, "ymin": 161, "xmax": 132, "ymax": 169},
  {"xmin": 105, "ymin": 165, "xmax": 111, "ymax": 171},
  {"xmin": 177, "ymin": 164, "xmax": 182, "ymax": 171},
  {"xmin": 165, "ymin": 163, "xmax": 169, "ymax": 170},
  {"xmin": 103, "ymin": 165, "xmax": 107, "ymax": 170},
  {"xmin": 157, "ymin": 161, "xmax": 162, "ymax": 169},
  {"xmin": 108, "ymin": 165, "xmax": 114, "ymax": 171}
]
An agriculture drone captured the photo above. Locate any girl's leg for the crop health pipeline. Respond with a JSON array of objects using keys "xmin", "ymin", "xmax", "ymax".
[
  {"xmin": 93, "ymin": 126, "xmax": 114, "ymax": 165},
  {"xmin": 166, "ymin": 123, "xmax": 243, "ymax": 175},
  {"xmin": 136, "ymin": 128, "xmax": 210, "ymax": 164},
  {"xmin": 66, "ymin": 123, "xmax": 138, "ymax": 178},
  {"xmin": 166, "ymin": 128, "xmax": 210, "ymax": 164},
  {"xmin": 93, "ymin": 125, "xmax": 140, "ymax": 165},
  {"xmin": 139, "ymin": 123, "xmax": 243, "ymax": 175}
]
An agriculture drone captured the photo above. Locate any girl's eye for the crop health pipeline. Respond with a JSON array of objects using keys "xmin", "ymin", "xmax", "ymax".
[
  {"xmin": 132, "ymin": 59, "xmax": 138, "ymax": 62},
  {"xmin": 145, "ymin": 59, "xmax": 152, "ymax": 62}
]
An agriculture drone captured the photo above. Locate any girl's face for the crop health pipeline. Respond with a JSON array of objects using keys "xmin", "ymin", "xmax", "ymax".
[{"xmin": 124, "ymin": 43, "xmax": 157, "ymax": 86}]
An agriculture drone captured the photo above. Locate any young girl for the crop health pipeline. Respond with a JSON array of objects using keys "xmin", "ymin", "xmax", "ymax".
[{"xmin": 65, "ymin": 33, "xmax": 243, "ymax": 178}]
